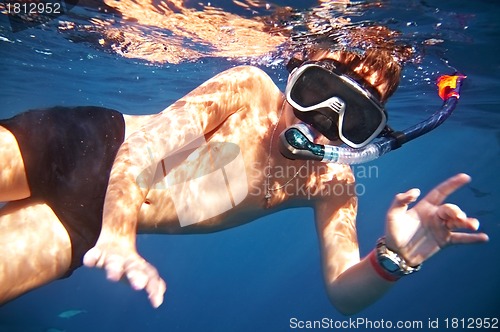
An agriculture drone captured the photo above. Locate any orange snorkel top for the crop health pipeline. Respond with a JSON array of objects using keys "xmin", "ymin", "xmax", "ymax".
[{"xmin": 437, "ymin": 74, "xmax": 467, "ymax": 100}]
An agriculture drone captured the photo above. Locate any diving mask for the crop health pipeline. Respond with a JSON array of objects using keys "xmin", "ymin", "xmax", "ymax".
[
  {"xmin": 280, "ymin": 73, "xmax": 466, "ymax": 165},
  {"xmin": 285, "ymin": 59, "xmax": 387, "ymax": 148}
]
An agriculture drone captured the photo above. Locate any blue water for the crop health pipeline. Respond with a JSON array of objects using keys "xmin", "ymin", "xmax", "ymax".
[{"xmin": 0, "ymin": 1, "xmax": 499, "ymax": 331}]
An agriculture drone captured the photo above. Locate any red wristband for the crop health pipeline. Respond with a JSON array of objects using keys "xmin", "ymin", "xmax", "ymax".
[{"xmin": 368, "ymin": 249, "xmax": 400, "ymax": 282}]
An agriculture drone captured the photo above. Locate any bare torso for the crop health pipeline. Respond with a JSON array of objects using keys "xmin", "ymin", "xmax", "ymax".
[{"xmin": 121, "ymin": 69, "xmax": 355, "ymax": 235}]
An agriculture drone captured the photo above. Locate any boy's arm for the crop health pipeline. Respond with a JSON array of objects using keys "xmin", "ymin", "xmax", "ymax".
[
  {"xmin": 315, "ymin": 173, "xmax": 489, "ymax": 315},
  {"xmin": 315, "ymin": 193, "xmax": 394, "ymax": 315},
  {"xmin": 83, "ymin": 66, "xmax": 282, "ymax": 308}
]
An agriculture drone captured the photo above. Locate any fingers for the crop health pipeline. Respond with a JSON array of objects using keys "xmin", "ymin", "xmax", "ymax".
[
  {"xmin": 83, "ymin": 247, "xmax": 103, "ymax": 268},
  {"xmin": 124, "ymin": 257, "xmax": 167, "ymax": 308},
  {"xmin": 435, "ymin": 203, "xmax": 489, "ymax": 246},
  {"xmin": 148, "ymin": 277, "xmax": 167, "ymax": 309},
  {"xmin": 105, "ymin": 255, "xmax": 127, "ymax": 281},
  {"xmin": 396, "ymin": 188, "xmax": 421, "ymax": 206},
  {"xmin": 84, "ymin": 247, "xmax": 128, "ymax": 281},
  {"xmin": 424, "ymin": 173, "xmax": 471, "ymax": 206},
  {"xmin": 388, "ymin": 188, "xmax": 421, "ymax": 218},
  {"xmin": 437, "ymin": 204, "xmax": 479, "ymax": 231},
  {"xmin": 125, "ymin": 258, "xmax": 150, "ymax": 290},
  {"xmin": 84, "ymin": 247, "xmax": 166, "ymax": 308},
  {"xmin": 449, "ymin": 232, "xmax": 489, "ymax": 245}
]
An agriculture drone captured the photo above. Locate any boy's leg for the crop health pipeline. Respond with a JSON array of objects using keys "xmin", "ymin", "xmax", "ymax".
[
  {"xmin": 0, "ymin": 199, "xmax": 72, "ymax": 304},
  {"xmin": 0, "ymin": 126, "xmax": 31, "ymax": 201}
]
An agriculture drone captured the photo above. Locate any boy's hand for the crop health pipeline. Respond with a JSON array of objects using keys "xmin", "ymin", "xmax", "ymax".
[
  {"xmin": 385, "ymin": 173, "xmax": 489, "ymax": 266},
  {"xmin": 83, "ymin": 241, "xmax": 166, "ymax": 308}
]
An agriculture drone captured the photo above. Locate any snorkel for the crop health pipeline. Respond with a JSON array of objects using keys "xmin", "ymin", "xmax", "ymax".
[{"xmin": 279, "ymin": 74, "xmax": 466, "ymax": 164}]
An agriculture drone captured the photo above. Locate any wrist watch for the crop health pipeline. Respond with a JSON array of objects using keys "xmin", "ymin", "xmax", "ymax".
[{"xmin": 375, "ymin": 237, "xmax": 422, "ymax": 277}]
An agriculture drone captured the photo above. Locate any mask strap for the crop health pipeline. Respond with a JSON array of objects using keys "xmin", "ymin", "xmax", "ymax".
[
  {"xmin": 286, "ymin": 56, "xmax": 304, "ymax": 73},
  {"xmin": 286, "ymin": 49, "xmax": 309, "ymax": 72}
]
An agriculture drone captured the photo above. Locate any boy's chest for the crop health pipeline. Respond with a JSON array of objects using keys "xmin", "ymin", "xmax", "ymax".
[
  {"xmin": 136, "ymin": 113, "xmax": 274, "ymax": 233},
  {"xmin": 136, "ymin": 109, "xmax": 354, "ymax": 234}
]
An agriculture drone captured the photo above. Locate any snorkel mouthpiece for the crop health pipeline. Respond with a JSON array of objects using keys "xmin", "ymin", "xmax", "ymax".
[
  {"xmin": 279, "ymin": 123, "xmax": 325, "ymax": 161},
  {"xmin": 279, "ymin": 73, "xmax": 466, "ymax": 165},
  {"xmin": 279, "ymin": 125, "xmax": 382, "ymax": 164}
]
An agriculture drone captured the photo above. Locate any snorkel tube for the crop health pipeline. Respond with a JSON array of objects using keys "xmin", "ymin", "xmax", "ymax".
[{"xmin": 279, "ymin": 74, "xmax": 466, "ymax": 165}]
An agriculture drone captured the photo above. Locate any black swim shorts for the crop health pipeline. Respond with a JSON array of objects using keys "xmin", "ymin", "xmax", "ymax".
[{"xmin": 0, "ymin": 106, "xmax": 125, "ymax": 275}]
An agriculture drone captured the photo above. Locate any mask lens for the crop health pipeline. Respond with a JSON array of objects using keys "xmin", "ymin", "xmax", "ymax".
[
  {"xmin": 290, "ymin": 67, "xmax": 337, "ymax": 107},
  {"xmin": 341, "ymin": 101, "xmax": 384, "ymax": 144}
]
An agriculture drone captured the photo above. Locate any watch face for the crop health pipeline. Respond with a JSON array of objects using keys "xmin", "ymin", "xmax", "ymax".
[{"xmin": 380, "ymin": 257, "xmax": 400, "ymax": 273}]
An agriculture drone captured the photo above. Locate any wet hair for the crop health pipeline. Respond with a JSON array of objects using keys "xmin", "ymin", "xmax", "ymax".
[
  {"xmin": 289, "ymin": 25, "xmax": 413, "ymax": 103},
  {"xmin": 326, "ymin": 48, "xmax": 404, "ymax": 103}
]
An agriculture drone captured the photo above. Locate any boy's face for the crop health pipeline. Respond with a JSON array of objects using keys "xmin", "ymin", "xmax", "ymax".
[{"xmin": 284, "ymin": 59, "xmax": 388, "ymax": 148}]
